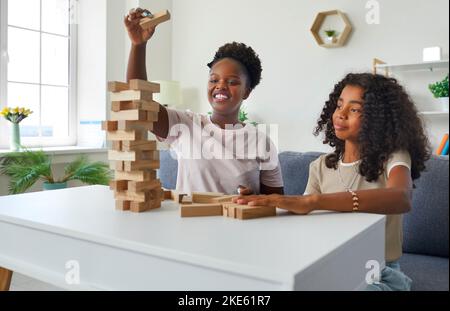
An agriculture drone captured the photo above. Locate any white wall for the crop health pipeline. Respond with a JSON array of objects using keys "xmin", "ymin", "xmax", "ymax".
[{"xmin": 171, "ymin": 0, "xmax": 449, "ymax": 152}]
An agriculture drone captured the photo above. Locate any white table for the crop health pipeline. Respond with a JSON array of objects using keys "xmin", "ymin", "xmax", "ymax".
[{"xmin": 0, "ymin": 186, "xmax": 385, "ymax": 291}]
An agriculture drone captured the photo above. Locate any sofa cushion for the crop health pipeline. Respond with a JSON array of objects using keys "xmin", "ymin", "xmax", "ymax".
[
  {"xmin": 279, "ymin": 152, "xmax": 323, "ymax": 195},
  {"xmin": 399, "ymin": 253, "xmax": 449, "ymax": 291},
  {"xmin": 403, "ymin": 156, "xmax": 449, "ymax": 258}
]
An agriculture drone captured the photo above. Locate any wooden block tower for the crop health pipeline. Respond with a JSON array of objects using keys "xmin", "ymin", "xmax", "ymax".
[{"xmin": 103, "ymin": 79, "xmax": 163, "ymax": 213}]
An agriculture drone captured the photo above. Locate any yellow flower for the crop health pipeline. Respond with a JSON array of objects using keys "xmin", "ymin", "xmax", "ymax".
[
  {"xmin": 0, "ymin": 107, "xmax": 9, "ymax": 117},
  {"xmin": 19, "ymin": 108, "xmax": 25, "ymax": 114},
  {"xmin": 12, "ymin": 107, "xmax": 19, "ymax": 114}
]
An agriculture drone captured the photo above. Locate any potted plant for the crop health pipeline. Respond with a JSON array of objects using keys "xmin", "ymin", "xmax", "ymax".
[
  {"xmin": 0, "ymin": 107, "xmax": 33, "ymax": 151},
  {"xmin": 0, "ymin": 149, "xmax": 112, "ymax": 194},
  {"xmin": 324, "ymin": 30, "xmax": 338, "ymax": 44},
  {"xmin": 429, "ymin": 75, "xmax": 449, "ymax": 112}
]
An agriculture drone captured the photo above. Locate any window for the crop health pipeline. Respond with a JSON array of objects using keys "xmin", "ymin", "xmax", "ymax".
[{"xmin": 0, "ymin": 0, "xmax": 77, "ymax": 148}]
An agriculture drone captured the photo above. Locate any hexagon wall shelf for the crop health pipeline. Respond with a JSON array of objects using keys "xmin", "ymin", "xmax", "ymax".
[{"xmin": 310, "ymin": 10, "xmax": 353, "ymax": 48}]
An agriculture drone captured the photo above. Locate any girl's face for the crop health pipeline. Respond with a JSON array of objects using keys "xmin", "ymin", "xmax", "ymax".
[
  {"xmin": 208, "ymin": 58, "xmax": 251, "ymax": 117},
  {"xmin": 332, "ymin": 85, "xmax": 364, "ymax": 142}
]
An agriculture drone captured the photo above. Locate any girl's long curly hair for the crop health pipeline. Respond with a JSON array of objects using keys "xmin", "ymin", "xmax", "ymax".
[{"xmin": 314, "ymin": 73, "xmax": 431, "ymax": 182}]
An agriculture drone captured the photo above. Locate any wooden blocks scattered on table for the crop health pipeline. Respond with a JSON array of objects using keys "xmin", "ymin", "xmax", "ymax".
[
  {"xmin": 140, "ymin": 10, "xmax": 171, "ymax": 30},
  {"xmin": 222, "ymin": 203, "xmax": 277, "ymax": 220},
  {"xmin": 191, "ymin": 192, "xmax": 225, "ymax": 204},
  {"xmin": 104, "ymin": 79, "xmax": 163, "ymax": 213},
  {"xmin": 181, "ymin": 203, "xmax": 223, "ymax": 218}
]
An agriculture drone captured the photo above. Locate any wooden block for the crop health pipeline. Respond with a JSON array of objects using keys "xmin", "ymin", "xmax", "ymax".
[
  {"xmin": 236, "ymin": 205, "xmax": 277, "ymax": 220},
  {"xmin": 211, "ymin": 195, "xmax": 239, "ymax": 203},
  {"xmin": 192, "ymin": 192, "xmax": 225, "ymax": 204},
  {"xmin": 128, "ymin": 179, "xmax": 161, "ymax": 192},
  {"xmin": 171, "ymin": 191, "xmax": 187, "ymax": 203},
  {"xmin": 139, "ymin": 10, "xmax": 171, "ymax": 30},
  {"xmin": 130, "ymin": 197, "xmax": 162, "ymax": 213},
  {"xmin": 115, "ymin": 170, "xmax": 157, "ymax": 182},
  {"xmin": 115, "ymin": 200, "xmax": 131, "ymax": 211},
  {"xmin": 106, "ymin": 130, "xmax": 146, "ymax": 141},
  {"xmin": 109, "ymin": 180, "xmax": 128, "ymax": 191},
  {"xmin": 181, "ymin": 203, "xmax": 223, "ymax": 218},
  {"xmin": 108, "ymin": 150, "xmax": 158, "ymax": 162},
  {"xmin": 0, "ymin": 267, "xmax": 13, "ymax": 291},
  {"xmin": 222, "ymin": 203, "xmax": 238, "ymax": 218},
  {"xmin": 147, "ymin": 111, "xmax": 159, "ymax": 122},
  {"xmin": 116, "ymin": 188, "xmax": 162, "ymax": 204},
  {"xmin": 108, "ymin": 81, "xmax": 129, "ymax": 92},
  {"xmin": 102, "ymin": 121, "xmax": 118, "ymax": 131},
  {"xmin": 112, "ymin": 100, "xmax": 160, "ymax": 112},
  {"xmin": 110, "ymin": 110, "xmax": 147, "ymax": 121},
  {"xmin": 112, "ymin": 141, "xmax": 122, "ymax": 151},
  {"xmin": 110, "ymin": 161, "xmax": 124, "ymax": 171},
  {"xmin": 181, "ymin": 195, "xmax": 193, "ymax": 205},
  {"xmin": 121, "ymin": 140, "xmax": 157, "ymax": 151},
  {"xmin": 129, "ymin": 79, "xmax": 160, "ymax": 93},
  {"xmin": 118, "ymin": 120, "xmax": 154, "ymax": 131},
  {"xmin": 110, "ymin": 90, "xmax": 153, "ymax": 102},
  {"xmin": 124, "ymin": 160, "xmax": 160, "ymax": 172},
  {"xmin": 163, "ymin": 189, "xmax": 173, "ymax": 200}
]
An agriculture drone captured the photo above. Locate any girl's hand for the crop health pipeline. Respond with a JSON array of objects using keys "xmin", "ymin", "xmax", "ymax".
[
  {"xmin": 233, "ymin": 194, "xmax": 281, "ymax": 207},
  {"xmin": 124, "ymin": 8, "xmax": 155, "ymax": 46},
  {"xmin": 233, "ymin": 194, "xmax": 316, "ymax": 215}
]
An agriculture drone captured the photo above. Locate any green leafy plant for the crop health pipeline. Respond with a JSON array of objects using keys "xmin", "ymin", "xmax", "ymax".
[
  {"xmin": 324, "ymin": 30, "xmax": 337, "ymax": 37},
  {"xmin": 429, "ymin": 75, "xmax": 449, "ymax": 98},
  {"xmin": 0, "ymin": 149, "xmax": 112, "ymax": 194}
]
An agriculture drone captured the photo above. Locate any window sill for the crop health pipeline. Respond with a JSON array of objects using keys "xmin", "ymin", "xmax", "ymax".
[{"xmin": 0, "ymin": 146, "xmax": 108, "ymax": 164}]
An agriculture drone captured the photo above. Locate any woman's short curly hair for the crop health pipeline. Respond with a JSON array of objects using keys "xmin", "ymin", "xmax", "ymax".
[
  {"xmin": 207, "ymin": 42, "xmax": 262, "ymax": 90},
  {"xmin": 314, "ymin": 73, "xmax": 431, "ymax": 182}
]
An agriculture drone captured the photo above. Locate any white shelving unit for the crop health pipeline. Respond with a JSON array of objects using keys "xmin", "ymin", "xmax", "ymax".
[{"xmin": 373, "ymin": 58, "xmax": 449, "ymax": 116}]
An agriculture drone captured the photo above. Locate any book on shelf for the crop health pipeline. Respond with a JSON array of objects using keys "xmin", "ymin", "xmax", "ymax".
[
  {"xmin": 436, "ymin": 133, "xmax": 449, "ymax": 155},
  {"xmin": 442, "ymin": 139, "xmax": 449, "ymax": 156}
]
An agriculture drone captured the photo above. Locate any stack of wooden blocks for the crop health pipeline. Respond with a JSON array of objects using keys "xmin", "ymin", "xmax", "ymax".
[
  {"xmin": 179, "ymin": 192, "xmax": 277, "ymax": 220},
  {"xmin": 103, "ymin": 79, "xmax": 163, "ymax": 213}
]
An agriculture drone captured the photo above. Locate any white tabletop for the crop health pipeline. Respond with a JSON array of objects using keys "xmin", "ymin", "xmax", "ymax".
[{"xmin": 0, "ymin": 185, "xmax": 385, "ymax": 290}]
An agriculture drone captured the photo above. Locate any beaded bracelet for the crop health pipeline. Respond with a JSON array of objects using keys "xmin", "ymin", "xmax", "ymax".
[{"xmin": 348, "ymin": 189, "xmax": 360, "ymax": 212}]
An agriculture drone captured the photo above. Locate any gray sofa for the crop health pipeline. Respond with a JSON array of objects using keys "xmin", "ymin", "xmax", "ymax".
[{"xmin": 158, "ymin": 150, "xmax": 449, "ymax": 291}]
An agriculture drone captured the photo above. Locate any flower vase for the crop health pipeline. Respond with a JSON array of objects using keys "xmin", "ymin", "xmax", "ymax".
[{"xmin": 10, "ymin": 122, "xmax": 21, "ymax": 152}]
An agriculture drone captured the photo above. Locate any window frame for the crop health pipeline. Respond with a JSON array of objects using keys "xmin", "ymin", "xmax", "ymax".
[{"xmin": 0, "ymin": 0, "xmax": 78, "ymax": 149}]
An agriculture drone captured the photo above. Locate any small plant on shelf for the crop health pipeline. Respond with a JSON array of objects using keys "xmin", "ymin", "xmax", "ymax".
[
  {"xmin": 0, "ymin": 149, "xmax": 112, "ymax": 194},
  {"xmin": 324, "ymin": 30, "xmax": 338, "ymax": 43},
  {"xmin": 429, "ymin": 75, "xmax": 449, "ymax": 98}
]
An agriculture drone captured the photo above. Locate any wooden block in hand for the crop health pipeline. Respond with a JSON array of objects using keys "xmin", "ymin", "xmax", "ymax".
[
  {"xmin": 211, "ymin": 195, "xmax": 239, "ymax": 203},
  {"xmin": 116, "ymin": 200, "xmax": 131, "ymax": 211},
  {"xmin": 110, "ymin": 90, "xmax": 153, "ymax": 102},
  {"xmin": 110, "ymin": 110, "xmax": 147, "ymax": 121},
  {"xmin": 139, "ymin": 10, "xmax": 171, "ymax": 30},
  {"xmin": 102, "ymin": 121, "xmax": 118, "ymax": 131},
  {"xmin": 115, "ymin": 170, "xmax": 157, "ymax": 182},
  {"xmin": 111, "ymin": 100, "xmax": 160, "ymax": 113},
  {"xmin": 181, "ymin": 203, "xmax": 223, "ymax": 218},
  {"xmin": 109, "ymin": 180, "xmax": 128, "ymax": 191},
  {"xmin": 192, "ymin": 192, "xmax": 225, "ymax": 204},
  {"xmin": 108, "ymin": 81, "xmax": 129, "ymax": 92},
  {"xmin": 129, "ymin": 80, "xmax": 160, "ymax": 93}
]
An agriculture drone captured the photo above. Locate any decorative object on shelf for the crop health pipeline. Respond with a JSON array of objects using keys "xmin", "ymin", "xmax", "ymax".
[
  {"xmin": 436, "ymin": 133, "xmax": 449, "ymax": 155},
  {"xmin": 310, "ymin": 10, "xmax": 352, "ymax": 48},
  {"xmin": 324, "ymin": 29, "xmax": 338, "ymax": 44},
  {"xmin": 423, "ymin": 47, "xmax": 442, "ymax": 62},
  {"xmin": 0, "ymin": 149, "xmax": 111, "ymax": 194},
  {"xmin": 429, "ymin": 75, "xmax": 449, "ymax": 112},
  {"xmin": 0, "ymin": 107, "xmax": 33, "ymax": 152}
]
